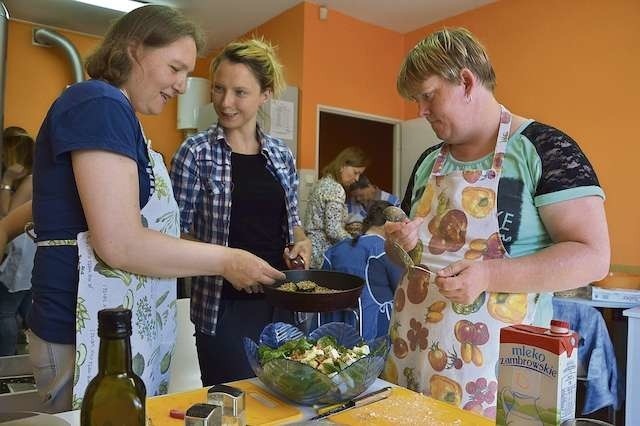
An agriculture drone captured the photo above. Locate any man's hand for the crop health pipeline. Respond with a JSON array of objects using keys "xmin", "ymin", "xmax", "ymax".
[
  {"xmin": 284, "ymin": 238, "xmax": 312, "ymax": 269},
  {"xmin": 435, "ymin": 260, "xmax": 492, "ymax": 304},
  {"xmin": 384, "ymin": 217, "xmax": 424, "ymax": 253}
]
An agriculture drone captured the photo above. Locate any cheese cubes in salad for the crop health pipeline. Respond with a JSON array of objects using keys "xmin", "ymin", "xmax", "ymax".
[{"xmin": 258, "ymin": 335, "xmax": 370, "ymax": 377}]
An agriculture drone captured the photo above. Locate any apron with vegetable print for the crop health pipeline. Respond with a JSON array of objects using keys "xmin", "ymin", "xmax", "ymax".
[
  {"xmin": 70, "ymin": 140, "xmax": 179, "ymax": 409},
  {"xmin": 384, "ymin": 107, "xmax": 538, "ymax": 419}
]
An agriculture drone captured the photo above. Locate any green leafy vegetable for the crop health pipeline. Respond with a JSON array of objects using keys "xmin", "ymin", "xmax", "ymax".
[{"xmin": 258, "ymin": 336, "xmax": 369, "ymax": 377}]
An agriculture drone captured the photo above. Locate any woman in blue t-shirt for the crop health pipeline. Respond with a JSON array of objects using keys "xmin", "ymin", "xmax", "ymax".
[{"xmin": 28, "ymin": 6, "xmax": 285, "ymax": 413}]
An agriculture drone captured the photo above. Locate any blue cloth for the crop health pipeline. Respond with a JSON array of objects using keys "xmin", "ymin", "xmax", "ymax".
[
  {"xmin": 0, "ymin": 233, "xmax": 36, "ymax": 293},
  {"xmin": 320, "ymin": 234, "xmax": 403, "ymax": 341},
  {"xmin": 0, "ymin": 233, "xmax": 35, "ymax": 355},
  {"xmin": 552, "ymin": 299, "xmax": 620, "ymax": 414},
  {"xmin": 31, "ymin": 79, "xmax": 151, "ymax": 344},
  {"xmin": 169, "ymin": 124, "xmax": 301, "ymax": 336},
  {"xmin": 0, "ymin": 283, "xmax": 31, "ymax": 356}
]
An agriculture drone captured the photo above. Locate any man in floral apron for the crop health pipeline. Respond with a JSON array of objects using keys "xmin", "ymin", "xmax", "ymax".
[{"xmin": 384, "ymin": 28, "xmax": 609, "ymax": 419}]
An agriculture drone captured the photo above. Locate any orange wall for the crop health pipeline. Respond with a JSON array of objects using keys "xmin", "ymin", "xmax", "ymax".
[
  {"xmin": 4, "ymin": 21, "xmax": 99, "ymax": 137},
  {"xmin": 403, "ymin": 0, "xmax": 640, "ymax": 265},
  {"xmin": 250, "ymin": 3, "xmax": 305, "ymax": 89},
  {"xmin": 244, "ymin": 3, "xmax": 405, "ymax": 169},
  {"xmin": 4, "ymin": 20, "xmax": 191, "ymax": 163},
  {"xmin": 299, "ymin": 3, "xmax": 405, "ymax": 169}
]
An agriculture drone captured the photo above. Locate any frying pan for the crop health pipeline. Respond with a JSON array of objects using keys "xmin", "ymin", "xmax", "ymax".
[{"xmin": 263, "ymin": 269, "xmax": 364, "ymax": 313}]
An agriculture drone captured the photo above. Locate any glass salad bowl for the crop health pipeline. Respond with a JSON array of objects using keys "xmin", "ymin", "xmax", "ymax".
[{"xmin": 243, "ymin": 322, "xmax": 389, "ymax": 405}]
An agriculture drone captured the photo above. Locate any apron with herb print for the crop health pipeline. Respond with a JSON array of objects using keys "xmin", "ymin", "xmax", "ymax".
[
  {"xmin": 384, "ymin": 107, "xmax": 539, "ymax": 419},
  {"xmin": 70, "ymin": 141, "xmax": 179, "ymax": 409}
]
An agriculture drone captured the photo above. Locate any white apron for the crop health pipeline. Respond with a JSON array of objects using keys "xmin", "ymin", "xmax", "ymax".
[
  {"xmin": 37, "ymin": 134, "xmax": 180, "ymax": 409},
  {"xmin": 384, "ymin": 107, "xmax": 539, "ymax": 419}
]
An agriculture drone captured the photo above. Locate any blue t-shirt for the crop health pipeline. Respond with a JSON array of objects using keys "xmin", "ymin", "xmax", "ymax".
[
  {"xmin": 30, "ymin": 79, "xmax": 151, "ymax": 344},
  {"xmin": 322, "ymin": 234, "xmax": 403, "ymax": 340}
]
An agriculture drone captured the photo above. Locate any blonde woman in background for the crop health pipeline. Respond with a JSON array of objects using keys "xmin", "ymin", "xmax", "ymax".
[
  {"xmin": 1, "ymin": 127, "xmax": 34, "ymax": 216},
  {"xmin": 170, "ymin": 38, "xmax": 311, "ymax": 385},
  {"xmin": 304, "ymin": 146, "xmax": 369, "ymax": 268}
]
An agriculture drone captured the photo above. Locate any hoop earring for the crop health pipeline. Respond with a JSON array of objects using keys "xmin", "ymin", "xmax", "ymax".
[{"xmin": 466, "ymin": 95, "xmax": 472, "ymax": 104}]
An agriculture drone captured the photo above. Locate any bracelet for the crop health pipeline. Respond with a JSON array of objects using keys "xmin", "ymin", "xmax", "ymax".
[{"xmin": 0, "ymin": 184, "xmax": 12, "ymax": 191}]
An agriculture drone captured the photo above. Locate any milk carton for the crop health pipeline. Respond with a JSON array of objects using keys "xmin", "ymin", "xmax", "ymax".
[{"xmin": 496, "ymin": 320, "xmax": 578, "ymax": 426}]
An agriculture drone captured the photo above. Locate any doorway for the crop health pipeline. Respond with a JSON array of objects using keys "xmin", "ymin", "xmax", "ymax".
[{"xmin": 317, "ymin": 108, "xmax": 399, "ymax": 197}]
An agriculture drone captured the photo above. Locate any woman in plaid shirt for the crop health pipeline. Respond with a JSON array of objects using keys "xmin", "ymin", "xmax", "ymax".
[{"xmin": 170, "ymin": 38, "xmax": 311, "ymax": 385}]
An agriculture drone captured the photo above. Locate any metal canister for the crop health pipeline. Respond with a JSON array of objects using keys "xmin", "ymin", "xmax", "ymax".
[
  {"xmin": 184, "ymin": 403, "xmax": 222, "ymax": 426},
  {"xmin": 207, "ymin": 384, "xmax": 246, "ymax": 426}
]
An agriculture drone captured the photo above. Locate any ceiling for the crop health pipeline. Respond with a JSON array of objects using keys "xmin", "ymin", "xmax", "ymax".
[{"xmin": 1, "ymin": 0, "xmax": 496, "ymax": 55}]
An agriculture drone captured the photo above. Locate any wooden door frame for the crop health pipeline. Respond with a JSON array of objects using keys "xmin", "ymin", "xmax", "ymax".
[{"xmin": 315, "ymin": 105, "xmax": 402, "ymax": 195}]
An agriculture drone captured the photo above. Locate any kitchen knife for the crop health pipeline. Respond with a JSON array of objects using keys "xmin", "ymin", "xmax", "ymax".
[{"xmin": 310, "ymin": 386, "xmax": 392, "ymax": 420}]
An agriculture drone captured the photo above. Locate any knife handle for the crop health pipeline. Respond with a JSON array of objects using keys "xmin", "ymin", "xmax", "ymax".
[
  {"xmin": 353, "ymin": 386, "xmax": 392, "ymax": 406},
  {"xmin": 316, "ymin": 402, "xmax": 344, "ymax": 416},
  {"xmin": 312, "ymin": 386, "xmax": 392, "ymax": 419}
]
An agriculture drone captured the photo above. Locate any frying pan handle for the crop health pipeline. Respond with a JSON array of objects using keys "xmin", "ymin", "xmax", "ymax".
[
  {"xmin": 284, "ymin": 244, "xmax": 305, "ymax": 270},
  {"xmin": 345, "ymin": 308, "xmax": 361, "ymax": 337}
]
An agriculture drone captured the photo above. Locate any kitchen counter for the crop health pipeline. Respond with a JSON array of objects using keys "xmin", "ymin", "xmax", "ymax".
[{"xmin": 55, "ymin": 378, "xmax": 493, "ymax": 425}]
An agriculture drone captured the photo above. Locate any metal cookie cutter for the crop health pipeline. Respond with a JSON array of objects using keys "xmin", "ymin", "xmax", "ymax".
[
  {"xmin": 184, "ymin": 403, "xmax": 222, "ymax": 426},
  {"xmin": 207, "ymin": 384, "xmax": 246, "ymax": 426}
]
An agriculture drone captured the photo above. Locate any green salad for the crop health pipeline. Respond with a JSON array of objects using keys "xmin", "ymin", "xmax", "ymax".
[{"xmin": 258, "ymin": 335, "xmax": 370, "ymax": 377}]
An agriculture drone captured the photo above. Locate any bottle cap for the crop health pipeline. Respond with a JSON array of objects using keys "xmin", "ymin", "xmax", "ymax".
[
  {"xmin": 550, "ymin": 319, "xmax": 570, "ymax": 334},
  {"xmin": 98, "ymin": 308, "xmax": 132, "ymax": 339}
]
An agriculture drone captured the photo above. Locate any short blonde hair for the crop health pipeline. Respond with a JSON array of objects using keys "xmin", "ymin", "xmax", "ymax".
[
  {"xmin": 210, "ymin": 37, "xmax": 286, "ymax": 97},
  {"xmin": 397, "ymin": 27, "xmax": 496, "ymax": 99},
  {"xmin": 322, "ymin": 147, "xmax": 369, "ymax": 181}
]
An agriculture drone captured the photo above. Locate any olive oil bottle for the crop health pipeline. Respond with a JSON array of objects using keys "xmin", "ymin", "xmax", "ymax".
[{"xmin": 81, "ymin": 308, "xmax": 146, "ymax": 426}]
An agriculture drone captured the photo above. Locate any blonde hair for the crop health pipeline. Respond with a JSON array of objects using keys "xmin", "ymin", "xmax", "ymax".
[
  {"xmin": 210, "ymin": 37, "xmax": 286, "ymax": 97},
  {"xmin": 86, "ymin": 5, "xmax": 205, "ymax": 86},
  {"xmin": 2, "ymin": 127, "xmax": 34, "ymax": 173},
  {"xmin": 397, "ymin": 27, "xmax": 496, "ymax": 99},
  {"xmin": 322, "ymin": 147, "xmax": 369, "ymax": 182}
]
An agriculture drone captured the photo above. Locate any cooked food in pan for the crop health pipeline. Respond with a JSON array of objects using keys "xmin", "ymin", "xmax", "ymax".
[{"xmin": 277, "ymin": 280, "xmax": 341, "ymax": 294}]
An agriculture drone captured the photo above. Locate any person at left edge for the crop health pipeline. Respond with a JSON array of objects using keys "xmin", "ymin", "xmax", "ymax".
[
  {"xmin": 30, "ymin": 6, "xmax": 284, "ymax": 414},
  {"xmin": 170, "ymin": 38, "xmax": 312, "ymax": 385},
  {"xmin": 0, "ymin": 127, "xmax": 35, "ymax": 356}
]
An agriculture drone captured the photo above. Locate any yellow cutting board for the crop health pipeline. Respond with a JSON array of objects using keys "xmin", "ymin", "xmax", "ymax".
[
  {"xmin": 147, "ymin": 388, "xmax": 207, "ymax": 426},
  {"xmin": 229, "ymin": 380, "xmax": 304, "ymax": 425},
  {"xmin": 146, "ymin": 381, "xmax": 303, "ymax": 426},
  {"xmin": 330, "ymin": 387, "xmax": 493, "ymax": 425}
]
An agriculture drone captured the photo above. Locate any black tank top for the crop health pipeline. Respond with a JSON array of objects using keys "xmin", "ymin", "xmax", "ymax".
[{"xmin": 222, "ymin": 152, "xmax": 287, "ymax": 299}]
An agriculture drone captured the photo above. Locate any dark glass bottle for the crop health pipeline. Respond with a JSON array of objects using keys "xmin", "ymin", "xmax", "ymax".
[{"xmin": 80, "ymin": 308, "xmax": 146, "ymax": 426}]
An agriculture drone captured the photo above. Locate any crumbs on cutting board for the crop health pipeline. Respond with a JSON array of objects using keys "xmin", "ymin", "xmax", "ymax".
[{"xmin": 346, "ymin": 393, "xmax": 463, "ymax": 425}]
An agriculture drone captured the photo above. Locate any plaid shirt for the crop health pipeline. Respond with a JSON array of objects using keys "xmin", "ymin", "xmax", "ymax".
[{"xmin": 169, "ymin": 124, "xmax": 301, "ymax": 335}]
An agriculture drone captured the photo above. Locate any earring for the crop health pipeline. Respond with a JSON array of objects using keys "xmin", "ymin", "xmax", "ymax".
[{"xmin": 466, "ymin": 95, "xmax": 472, "ymax": 104}]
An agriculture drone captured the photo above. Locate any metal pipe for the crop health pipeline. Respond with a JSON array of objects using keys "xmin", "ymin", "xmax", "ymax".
[
  {"xmin": 0, "ymin": 1, "xmax": 9, "ymax": 164},
  {"xmin": 33, "ymin": 28, "xmax": 84, "ymax": 84},
  {"xmin": 0, "ymin": 2, "xmax": 9, "ymax": 141}
]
